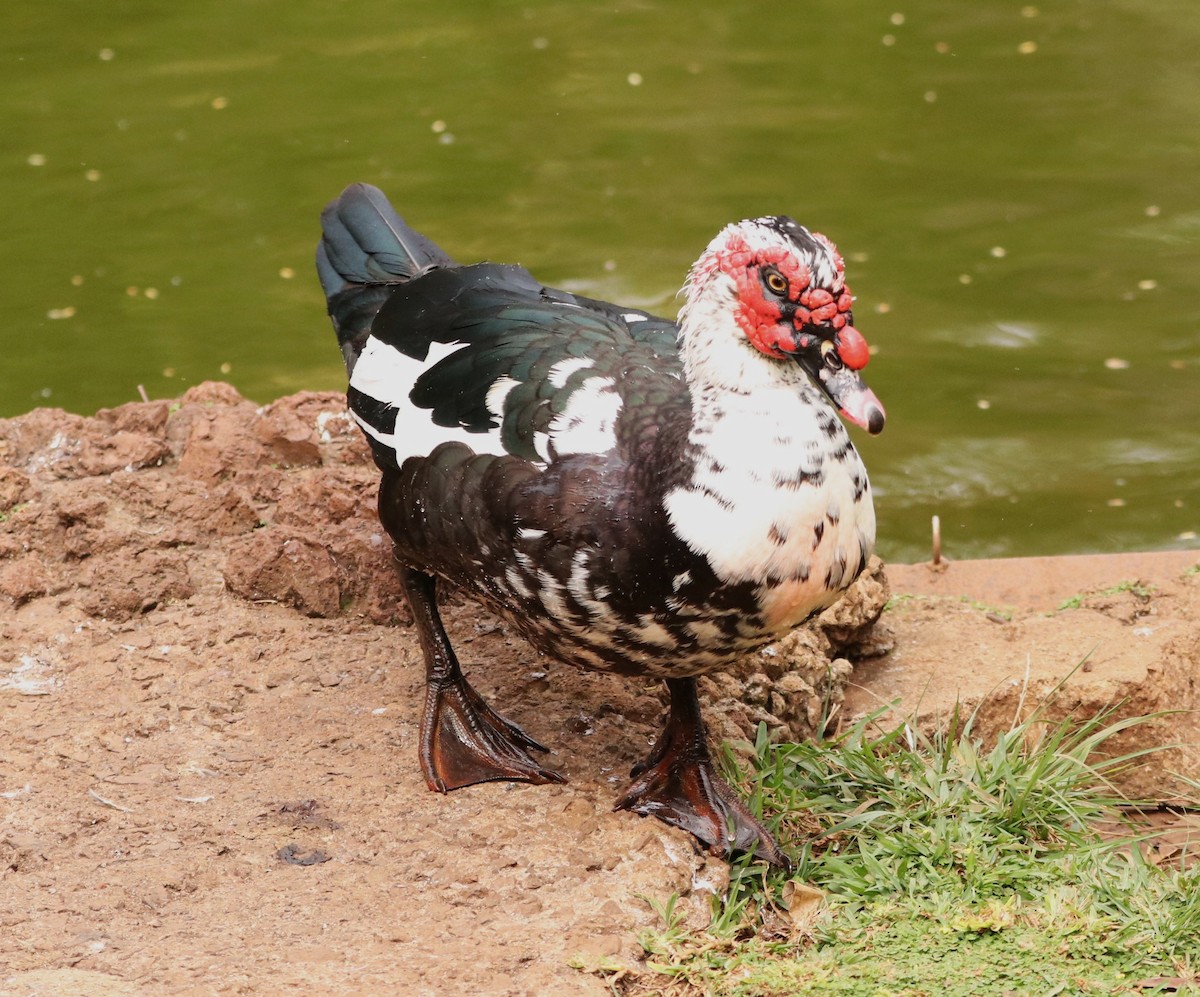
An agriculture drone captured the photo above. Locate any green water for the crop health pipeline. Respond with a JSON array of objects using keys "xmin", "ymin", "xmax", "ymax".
[{"xmin": 3, "ymin": 2, "xmax": 1198, "ymax": 562}]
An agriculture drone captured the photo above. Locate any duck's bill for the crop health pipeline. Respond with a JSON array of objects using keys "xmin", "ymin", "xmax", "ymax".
[{"xmin": 819, "ymin": 366, "xmax": 886, "ymax": 435}]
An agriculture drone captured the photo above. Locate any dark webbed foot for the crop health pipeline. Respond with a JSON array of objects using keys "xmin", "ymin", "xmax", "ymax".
[
  {"xmin": 421, "ymin": 674, "xmax": 565, "ymax": 791},
  {"xmin": 614, "ymin": 678, "xmax": 788, "ymax": 868},
  {"xmin": 399, "ymin": 564, "xmax": 565, "ymax": 793}
]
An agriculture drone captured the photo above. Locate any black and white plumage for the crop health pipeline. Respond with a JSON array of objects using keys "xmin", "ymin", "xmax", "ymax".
[{"xmin": 316, "ymin": 183, "xmax": 885, "ymax": 865}]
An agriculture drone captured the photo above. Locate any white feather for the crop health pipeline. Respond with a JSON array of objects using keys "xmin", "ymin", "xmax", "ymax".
[
  {"xmin": 547, "ymin": 376, "xmax": 621, "ymax": 458},
  {"xmin": 485, "ymin": 375, "xmax": 521, "ymax": 418},
  {"xmin": 546, "ymin": 357, "xmax": 594, "ymax": 388}
]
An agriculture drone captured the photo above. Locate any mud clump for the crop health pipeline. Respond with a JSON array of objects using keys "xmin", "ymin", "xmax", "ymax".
[{"xmin": 0, "ymin": 383, "xmax": 404, "ymax": 625}]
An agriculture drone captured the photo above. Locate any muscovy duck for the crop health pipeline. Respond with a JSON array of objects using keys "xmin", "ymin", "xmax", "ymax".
[{"xmin": 316, "ymin": 184, "xmax": 885, "ymax": 865}]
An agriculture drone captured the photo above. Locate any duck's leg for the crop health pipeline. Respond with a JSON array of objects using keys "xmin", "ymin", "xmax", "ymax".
[
  {"xmin": 615, "ymin": 677, "xmax": 787, "ymax": 867},
  {"xmin": 397, "ymin": 565, "xmax": 566, "ymax": 791}
]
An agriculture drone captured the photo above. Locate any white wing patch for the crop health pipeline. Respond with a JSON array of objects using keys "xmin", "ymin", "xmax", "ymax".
[
  {"xmin": 545, "ymin": 376, "xmax": 621, "ymax": 458},
  {"xmin": 546, "ymin": 357, "xmax": 594, "ymax": 388},
  {"xmin": 485, "ymin": 375, "xmax": 521, "ymax": 418},
  {"xmin": 348, "ymin": 336, "xmax": 420, "ymax": 406},
  {"xmin": 349, "ymin": 336, "xmax": 622, "ymax": 467},
  {"xmin": 349, "ymin": 336, "xmax": 508, "ymax": 461}
]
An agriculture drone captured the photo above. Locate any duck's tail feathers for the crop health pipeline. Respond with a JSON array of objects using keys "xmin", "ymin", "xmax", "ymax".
[{"xmin": 316, "ymin": 183, "xmax": 455, "ymax": 372}]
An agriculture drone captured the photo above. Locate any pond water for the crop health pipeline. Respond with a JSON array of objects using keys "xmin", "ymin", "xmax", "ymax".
[{"xmin": 4, "ymin": 2, "xmax": 1198, "ymax": 562}]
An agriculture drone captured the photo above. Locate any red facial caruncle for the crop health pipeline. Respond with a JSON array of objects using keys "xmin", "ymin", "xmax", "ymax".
[
  {"xmin": 714, "ymin": 229, "xmax": 870, "ymax": 372},
  {"xmin": 833, "ymin": 323, "xmax": 869, "ymax": 370}
]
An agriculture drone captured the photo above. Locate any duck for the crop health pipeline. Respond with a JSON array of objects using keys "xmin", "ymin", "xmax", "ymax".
[{"xmin": 315, "ymin": 183, "xmax": 885, "ymax": 866}]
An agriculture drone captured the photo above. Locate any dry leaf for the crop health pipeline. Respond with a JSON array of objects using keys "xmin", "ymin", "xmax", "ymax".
[{"xmin": 781, "ymin": 879, "xmax": 825, "ymax": 929}]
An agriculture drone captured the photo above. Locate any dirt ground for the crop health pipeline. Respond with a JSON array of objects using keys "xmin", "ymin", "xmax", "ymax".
[{"xmin": 2, "ymin": 384, "xmax": 1197, "ymax": 996}]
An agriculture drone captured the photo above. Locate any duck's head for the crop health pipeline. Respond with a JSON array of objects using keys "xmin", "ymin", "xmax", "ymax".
[{"xmin": 681, "ymin": 217, "xmax": 885, "ymax": 436}]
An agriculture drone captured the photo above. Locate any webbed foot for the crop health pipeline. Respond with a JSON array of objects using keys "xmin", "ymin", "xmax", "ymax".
[
  {"xmin": 421, "ymin": 675, "xmax": 566, "ymax": 791},
  {"xmin": 397, "ymin": 564, "xmax": 565, "ymax": 792},
  {"xmin": 614, "ymin": 678, "xmax": 787, "ymax": 868}
]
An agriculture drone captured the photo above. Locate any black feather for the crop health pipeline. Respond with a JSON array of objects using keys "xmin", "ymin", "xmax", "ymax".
[{"xmin": 316, "ymin": 183, "xmax": 456, "ymax": 369}]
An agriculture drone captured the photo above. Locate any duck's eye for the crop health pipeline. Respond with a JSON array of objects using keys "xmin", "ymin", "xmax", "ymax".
[{"xmin": 763, "ymin": 270, "xmax": 788, "ymax": 295}]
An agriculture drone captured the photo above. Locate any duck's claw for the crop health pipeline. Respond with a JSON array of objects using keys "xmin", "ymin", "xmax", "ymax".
[{"xmin": 420, "ymin": 676, "xmax": 566, "ymax": 792}]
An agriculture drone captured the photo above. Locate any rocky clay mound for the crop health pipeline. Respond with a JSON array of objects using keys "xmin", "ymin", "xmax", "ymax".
[{"xmin": 1, "ymin": 383, "xmax": 1197, "ymax": 995}]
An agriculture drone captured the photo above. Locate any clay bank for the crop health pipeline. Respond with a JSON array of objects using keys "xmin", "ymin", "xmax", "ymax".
[{"xmin": 1, "ymin": 384, "xmax": 1198, "ymax": 994}]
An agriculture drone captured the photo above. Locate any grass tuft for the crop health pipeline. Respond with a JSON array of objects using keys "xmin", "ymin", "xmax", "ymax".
[
  {"xmin": 607, "ymin": 699, "xmax": 1200, "ymax": 996},
  {"xmin": 1056, "ymin": 579, "xmax": 1155, "ymax": 611}
]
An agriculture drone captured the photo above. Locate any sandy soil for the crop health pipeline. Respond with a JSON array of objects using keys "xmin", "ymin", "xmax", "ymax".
[{"xmin": 1, "ymin": 384, "xmax": 1197, "ymax": 996}]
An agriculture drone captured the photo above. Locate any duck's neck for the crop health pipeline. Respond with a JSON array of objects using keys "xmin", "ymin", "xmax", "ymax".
[{"xmin": 666, "ymin": 277, "xmax": 875, "ymax": 615}]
